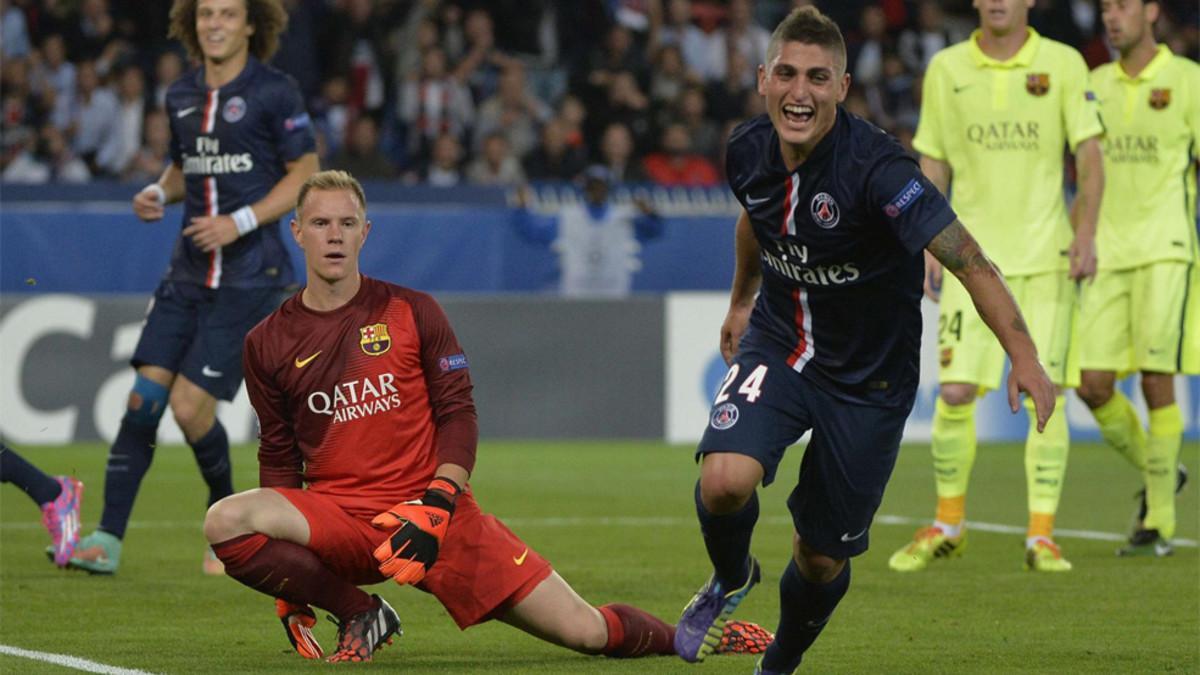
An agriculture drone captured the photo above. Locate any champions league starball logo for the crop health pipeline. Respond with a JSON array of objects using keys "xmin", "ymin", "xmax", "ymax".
[{"xmin": 810, "ymin": 192, "xmax": 840, "ymax": 229}]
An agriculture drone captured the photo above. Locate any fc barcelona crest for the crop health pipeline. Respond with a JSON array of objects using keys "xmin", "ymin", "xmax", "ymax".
[
  {"xmin": 359, "ymin": 323, "xmax": 391, "ymax": 356},
  {"xmin": 1149, "ymin": 88, "xmax": 1171, "ymax": 110},
  {"xmin": 1025, "ymin": 73, "xmax": 1049, "ymax": 96}
]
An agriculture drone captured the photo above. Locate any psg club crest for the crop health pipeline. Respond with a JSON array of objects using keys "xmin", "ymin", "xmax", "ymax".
[
  {"xmin": 810, "ymin": 192, "xmax": 840, "ymax": 229},
  {"xmin": 710, "ymin": 402, "xmax": 739, "ymax": 430},
  {"xmin": 222, "ymin": 96, "xmax": 247, "ymax": 123},
  {"xmin": 359, "ymin": 323, "xmax": 391, "ymax": 356},
  {"xmin": 1025, "ymin": 73, "xmax": 1050, "ymax": 96},
  {"xmin": 1149, "ymin": 88, "xmax": 1171, "ymax": 110}
]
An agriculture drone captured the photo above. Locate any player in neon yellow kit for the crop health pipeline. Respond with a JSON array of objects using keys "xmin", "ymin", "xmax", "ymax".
[
  {"xmin": 1075, "ymin": 0, "xmax": 1198, "ymax": 557},
  {"xmin": 889, "ymin": 0, "xmax": 1104, "ymax": 573}
]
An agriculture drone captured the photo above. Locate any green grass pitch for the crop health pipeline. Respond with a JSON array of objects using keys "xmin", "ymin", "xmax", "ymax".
[{"xmin": 2, "ymin": 439, "xmax": 1197, "ymax": 673}]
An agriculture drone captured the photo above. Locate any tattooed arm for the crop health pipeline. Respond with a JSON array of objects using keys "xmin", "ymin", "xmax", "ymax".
[{"xmin": 926, "ymin": 220, "xmax": 1056, "ymax": 431}]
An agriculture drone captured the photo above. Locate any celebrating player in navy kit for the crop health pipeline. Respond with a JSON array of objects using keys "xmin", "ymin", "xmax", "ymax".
[
  {"xmin": 672, "ymin": 8, "xmax": 1056, "ymax": 673},
  {"xmin": 63, "ymin": 0, "xmax": 318, "ymax": 575}
]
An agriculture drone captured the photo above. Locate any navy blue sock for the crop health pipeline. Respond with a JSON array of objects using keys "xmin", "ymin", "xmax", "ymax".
[
  {"xmin": 189, "ymin": 420, "xmax": 232, "ymax": 507},
  {"xmin": 0, "ymin": 445, "xmax": 61, "ymax": 506},
  {"xmin": 761, "ymin": 558, "xmax": 851, "ymax": 673},
  {"xmin": 695, "ymin": 480, "xmax": 759, "ymax": 589},
  {"xmin": 99, "ymin": 416, "xmax": 158, "ymax": 539}
]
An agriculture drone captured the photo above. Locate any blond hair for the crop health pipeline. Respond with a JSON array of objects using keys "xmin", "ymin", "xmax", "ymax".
[
  {"xmin": 767, "ymin": 6, "xmax": 847, "ymax": 74},
  {"xmin": 296, "ymin": 170, "xmax": 367, "ymax": 217},
  {"xmin": 169, "ymin": 0, "xmax": 288, "ymax": 63}
]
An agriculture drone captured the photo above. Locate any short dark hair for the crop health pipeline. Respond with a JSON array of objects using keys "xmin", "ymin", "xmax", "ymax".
[
  {"xmin": 766, "ymin": 6, "xmax": 847, "ymax": 74},
  {"xmin": 169, "ymin": 0, "xmax": 288, "ymax": 63}
]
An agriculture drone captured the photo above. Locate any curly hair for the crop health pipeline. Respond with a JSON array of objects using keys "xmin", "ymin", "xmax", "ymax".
[{"xmin": 168, "ymin": 0, "xmax": 288, "ymax": 63}]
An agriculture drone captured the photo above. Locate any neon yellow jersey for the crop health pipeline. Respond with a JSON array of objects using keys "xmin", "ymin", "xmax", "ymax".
[
  {"xmin": 1090, "ymin": 46, "xmax": 1200, "ymax": 270},
  {"xmin": 914, "ymin": 29, "xmax": 1103, "ymax": 276}
]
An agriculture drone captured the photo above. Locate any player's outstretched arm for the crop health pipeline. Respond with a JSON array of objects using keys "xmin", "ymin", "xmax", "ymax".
[
  {"xmin": 926, "ymin": 220, "xmax": 1055, "ymax": 431},
  {"xmin": 721, "ymin": 209, "xmax": 762, "ymax": 364},
  {"xmin": 1068, "ymin": 136, "xmax": 1103, "ymax": 282}
]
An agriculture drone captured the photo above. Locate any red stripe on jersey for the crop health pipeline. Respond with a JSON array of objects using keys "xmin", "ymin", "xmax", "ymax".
[
  {"xmin": 779, "ymin": 175, "xmax": 793, "ymax": 236},
  {"xmin": 202, "ymin": 89, "xmax": 217, "ymax": 133},
  {"xmin": 785, "ymin": 287, "xmax": 812, "ymax": 370},
  {"xmin": 206, "ymin": 250, "xmax": 218, "ymax": 288},
  {"xmin": 200, "ymin": 90, "xmax": 220, "ymax": 288},
  {"xmin": 203, "ymin": 176, "xmax": 220, "ymax": 288}
]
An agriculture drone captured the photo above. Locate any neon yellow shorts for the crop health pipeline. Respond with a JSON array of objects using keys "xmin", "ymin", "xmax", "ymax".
[
  {"xmin": 937, "ymin": 271, "xmax": 1078, "ymax": 389},
  {"xmin": 1078, "ymin": 261, "xmax": 1198, "ymax": 375}
]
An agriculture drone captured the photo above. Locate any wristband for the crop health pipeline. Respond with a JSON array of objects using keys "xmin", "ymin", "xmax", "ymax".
[
  {"xmin": 232, "ymin": 205, "xmax": 259, "ymax": 236},
  {"xmin": 424, "ymin": 477, "xmax": 462, "ymax": 513},
  {"xmin": 144, "ymin": 183, "xmax": 166, "ymax": 204}
]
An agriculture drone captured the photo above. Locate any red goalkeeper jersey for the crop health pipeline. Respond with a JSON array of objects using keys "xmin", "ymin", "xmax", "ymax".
[{"xmin": 243, "ymin": 276, "xmax": 477, "ymax": 520}]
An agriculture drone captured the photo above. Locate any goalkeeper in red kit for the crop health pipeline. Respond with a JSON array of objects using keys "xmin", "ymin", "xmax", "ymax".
[{"xmin": 202, "ymin": 169, "xmax": 772, "ymax": 663}]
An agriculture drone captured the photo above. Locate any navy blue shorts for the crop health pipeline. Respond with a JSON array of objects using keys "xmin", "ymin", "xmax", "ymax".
[
  {"xmin": 696, "ymin": 346, "xmax": 910, "ymax": 559},
  {"xmin": 132, "ymin": 281, "xmax": 284, "ymax": 401}
]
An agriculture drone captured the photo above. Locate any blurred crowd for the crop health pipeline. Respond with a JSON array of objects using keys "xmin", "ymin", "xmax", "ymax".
[{"xmin": 2, "ymin": 0, "xmax": 1198, "ymax": 186}]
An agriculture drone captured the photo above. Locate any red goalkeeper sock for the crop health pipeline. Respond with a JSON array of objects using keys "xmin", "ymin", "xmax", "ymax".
[
  {"xmin": 597, "ymin": 603, "xmax": 676, "ymax": 657},
  {"xmin": 212, "ymin": 534, "xmax": 374, "ymax": 620}
]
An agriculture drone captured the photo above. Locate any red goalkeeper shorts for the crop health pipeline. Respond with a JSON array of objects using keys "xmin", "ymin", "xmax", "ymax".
[{"xmin": 274, "ymin": 488, "xmax": 552, "ymax": 628}]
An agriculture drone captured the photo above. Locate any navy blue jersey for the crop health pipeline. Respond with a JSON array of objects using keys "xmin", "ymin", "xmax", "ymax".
[
  {"xmin": 726, "ymin": 109, "xmax": 956, "ymax": 407},
  {"xmin": 165, "ymin": 56, "xmax": 315, "ymax": 289}
]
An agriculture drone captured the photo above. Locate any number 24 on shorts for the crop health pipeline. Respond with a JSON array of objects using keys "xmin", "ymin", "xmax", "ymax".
[
  {"xmin": 939, "ymin": 309, "xmax": 963, "ymax": 344},
  {"xmin": 715, "ymin": 364, "xmax": 769, "ymax": 404}
]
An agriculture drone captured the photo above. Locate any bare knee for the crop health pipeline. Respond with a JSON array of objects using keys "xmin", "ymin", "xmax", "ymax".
[
  {"xmin": 699, "ymin": 472, "xmax": 757, "ymax": 514},
  {"xmin": 170, "ymin": 387, "xmax": 215, "ymax": 441},
  {"xmin": 564, "ymin": 607, "xmax": 609, "ymax": 654},
  {"xmin": 203, "ymin": 496, "xmax": 251, "ymax": 544},
  {"xmin": 794, "ymin": 536, "xmax": 845, "ymax": 583},
  {"xmin": 939, "ymin": 383, "xmax": 977, "ymax": 407},
  {"xmin": 699, "ymin": 454, "xmax": 762, "ymax": 514},
  {"xmin": 1141, "ymin": 372, "xmax": 1175, "ymax": 410},
  {"xmin": 1077, "ymin": 370, "xmax": 1115, "ymax": 409}
]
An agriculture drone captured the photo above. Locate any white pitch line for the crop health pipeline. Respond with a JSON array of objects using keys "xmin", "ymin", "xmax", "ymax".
[
  {"xmin": 1, "ymin": 514, "xmax": 1195, "ymax": 547},
  {"xmin": 0, "ymin": 645, "xmax": 156, "ymax": 675}
]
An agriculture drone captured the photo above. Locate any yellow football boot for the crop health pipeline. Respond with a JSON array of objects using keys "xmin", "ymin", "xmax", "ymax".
[
  {"xmin": 888, "ymin": 526, "xmax": 966, "ymax": 572},
  {"xmin": 1024, "ymin": 538, "xmax": 1072, "ymax": 572}
]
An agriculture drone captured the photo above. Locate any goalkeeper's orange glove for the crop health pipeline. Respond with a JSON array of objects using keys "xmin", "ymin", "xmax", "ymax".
[{"xmin": 371, "ymin": 477, "xmax": 461, "ymax": 586}]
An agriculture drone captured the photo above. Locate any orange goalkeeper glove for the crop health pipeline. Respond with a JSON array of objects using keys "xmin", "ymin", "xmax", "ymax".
[{"xmin": 371, "ymin": 477, "xmax": 461, "ymax": 586}]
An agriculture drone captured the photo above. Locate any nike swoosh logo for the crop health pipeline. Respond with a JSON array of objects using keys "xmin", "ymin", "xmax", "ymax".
[
  {"xmin": 177, "ymin": 106, "xmax": 197, "ymax": 118},
  {"xmin": 840, "ymin": 528, "xmax": 868, "ymax": 542},
  {"xmin": 953, "ymin": 84, "xmax": 972, "ymax": 93},
  {"xmin": 513, "ymin": 549, "xmax": 529, "ymax": 566},
  {"xmin": 745, "ymin": 194, "xmax": 770, "ymax": 205},
  {"xmin": 201, "ymin": 365, "xmax": 223, "ymax": 378},
  {"xmin": 294, "ymin": 351, "xmax": 322, "ymax": 368}
]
